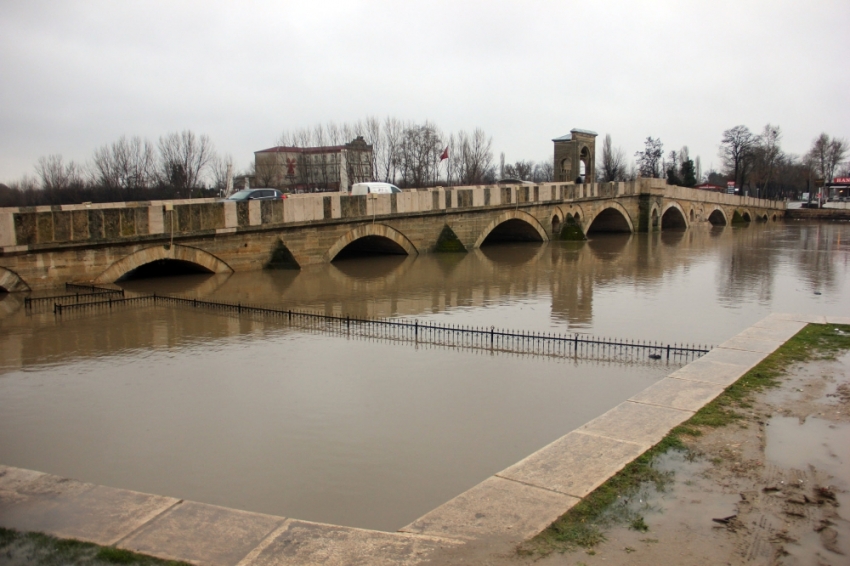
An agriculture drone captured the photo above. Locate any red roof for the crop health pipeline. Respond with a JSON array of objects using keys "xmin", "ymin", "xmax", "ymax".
[
  {"xmin": 255, "ymin": 145, "xmax": 347, "ymax": 155},
  {"xmin": 695, "ymin": 183, "xmax": 725, "ymax": 190}
]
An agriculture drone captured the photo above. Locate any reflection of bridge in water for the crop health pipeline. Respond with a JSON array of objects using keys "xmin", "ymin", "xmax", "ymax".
[
  {"xmin": 2, "ymin": 222, "xmax": 845, "ymax": 373},
  {"xmin": 0, "ymin": 178, "xmax": 784, "ymax": 292}
]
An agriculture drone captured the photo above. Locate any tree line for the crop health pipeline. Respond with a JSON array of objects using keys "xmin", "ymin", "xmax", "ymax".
[
  {"xmin": 599, "ymin": 126, "xmax": 848, "ymax": 199},
  {"xmin": 0, "ymin": 130, "xmax": 228, "ymax": 207},
  {"xmin": 3, "ymin": 119, "xmax": 846, "ymax": 207}
]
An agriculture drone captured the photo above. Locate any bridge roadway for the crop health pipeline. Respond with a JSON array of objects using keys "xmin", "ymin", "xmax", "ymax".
[{"xmin": 0, "ymin": 178, "xmax": 784, "ymax": 291}]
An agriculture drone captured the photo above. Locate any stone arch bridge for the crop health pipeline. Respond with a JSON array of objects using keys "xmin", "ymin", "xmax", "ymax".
[{"xmin": 0, "ymin": 179, "xmax": 784, "ymax": 291}]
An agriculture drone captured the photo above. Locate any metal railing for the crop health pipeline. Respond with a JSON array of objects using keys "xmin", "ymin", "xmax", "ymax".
[
  {"xmin": 47, "ymin": 293, "xmax": 712, "ymax": 363},
  {"xmin": 24, "ymin": 286, "xmax": 124, "ymax": 309}
]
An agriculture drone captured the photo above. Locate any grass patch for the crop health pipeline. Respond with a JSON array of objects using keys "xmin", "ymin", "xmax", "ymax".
[
  {"xmin": 558, "ymin": 216, "xmax": 586, "ymax": 241},
  {"xmin": 520, "ymin": 323, "xmax": 850, "ymax": 557},
  {"xmin": 434, "ymin": 224, "xmax": 467, "ymax": 252},
  {"xmin": 629, "ymin": 516, "xmax": 649, "ymax": 532},
  {"xmin": 0, "ymin": 527, "xmax": 192, "ymax": 566}
]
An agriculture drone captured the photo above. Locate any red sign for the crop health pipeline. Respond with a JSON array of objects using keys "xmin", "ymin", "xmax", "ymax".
[
  {"xmin": 726, "ymin": 181, "xmax": 735, "ymax": 187},
  {"xmin": 835, "ymin": 177, "xmax": 850, "ymax": 184}
]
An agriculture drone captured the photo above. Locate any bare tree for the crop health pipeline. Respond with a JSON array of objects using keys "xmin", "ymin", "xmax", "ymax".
[
  {"xmin": 379, "ymin": 117, "xmax": 403, "ymax": 183},
  {"xmin": 806, "ymin": 133, "xmax": 848, "ymax": 184},
  {"xmin": 599, "ymin": 134, "xmax": 627, "ymax": 182},
  {"xmin": 210, "ymin": 154, "xmax": 234, "ymax": 193},
  {"xmin": 398, "ymin": 121, "xmax": 443, "ymax": 187},
  {"xmin": 533, "ymin": 159, "xmax": 554, "ymax": 182},
  {"xmin": 751, "ymin": 124, "xmax": 782, "ymax": 198},
  {"xmin": 92, "ymin": 136, "xmax": 157, "ymax": 189},
  {"xmin": 35, "ymin": 155, "xmax": 85, "ymax": 190},
  {"xmin": 719, "ymin": 125, "xmax": 756, "ymax": 189},
  {"xmin": 158, "ymin": 130, "xmax": 216, "ymax": 192},
  {"xmin": 364, "ymin": 116, "xmax": 382, "ymax": 182},
  {"xmin": 635, "ymin": 136, "xmax": 664, "ymax": 178},
  {"xmin": 457, "ymin": 128, "xmax": 494, "ymax": 185},
  {"xmin": 503, "ymin": 160, "xmax": 535, "ymax": 180}
]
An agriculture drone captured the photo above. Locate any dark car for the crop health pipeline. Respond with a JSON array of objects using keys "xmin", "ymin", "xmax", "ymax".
[{"xmin": 224, "ymin": 189, "xmax": 286, "ymax": 201}]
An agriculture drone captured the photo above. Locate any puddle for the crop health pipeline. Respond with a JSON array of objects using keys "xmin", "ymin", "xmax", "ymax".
[
  {"xmin": 617, "ymin": 450, "xmax": 739, "ymax": 529},
  {"xmin": 765, "ymin": 416, "xmax": 850, "ymax": 477}
]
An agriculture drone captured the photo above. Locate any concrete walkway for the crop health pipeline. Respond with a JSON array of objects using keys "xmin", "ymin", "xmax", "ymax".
[{"xmin": 2, "ymin": 313, "xmax": 848, "ymax": 565}]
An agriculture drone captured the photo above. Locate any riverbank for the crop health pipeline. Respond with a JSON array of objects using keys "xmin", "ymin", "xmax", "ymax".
[{"xmin": 422, "ymin": 323, "xmax": 850, "ymax": 565}]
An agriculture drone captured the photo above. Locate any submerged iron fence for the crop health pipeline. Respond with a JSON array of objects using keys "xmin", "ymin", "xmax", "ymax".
[
  {"xmin": 48, "ymin": 293, "xmax": 712, "ymax": 363},
  {"xmin": 24, "ymin": 287, "xmax": 124, "ymax": 309},
  {"xmin": 64, "ymin": 283, "xmax": 118, "ymax": 294}
]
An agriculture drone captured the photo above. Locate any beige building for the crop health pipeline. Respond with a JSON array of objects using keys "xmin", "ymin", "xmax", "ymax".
[
  {"xmin": 553, "ymin": 129, "xmax": 597, "ymax": 185},
  {"xmin": 253, "ymin": 136, "xmax": 373, "ymax": 193}
]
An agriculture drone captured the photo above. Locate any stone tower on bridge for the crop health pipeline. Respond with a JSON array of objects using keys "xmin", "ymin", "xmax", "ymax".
[{"xmin": 553, "ymin": 129, "xmax": 597, "ymax": 185}]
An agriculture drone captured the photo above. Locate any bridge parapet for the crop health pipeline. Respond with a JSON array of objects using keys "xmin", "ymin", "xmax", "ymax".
[{"xmin": 0, "ymin": 180, "xmax": 783, "ymax": 254}]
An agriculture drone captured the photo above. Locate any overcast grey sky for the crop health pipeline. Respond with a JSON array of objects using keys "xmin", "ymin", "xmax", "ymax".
[{"xmin": 1, "ymin": 0, "xmax": 848, "ymax": 183}]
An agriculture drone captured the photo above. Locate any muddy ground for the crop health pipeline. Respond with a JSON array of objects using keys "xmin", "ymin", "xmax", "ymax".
[{"xmin": 424, "ymin": 352, "xmax": 850, "ymax": 566}]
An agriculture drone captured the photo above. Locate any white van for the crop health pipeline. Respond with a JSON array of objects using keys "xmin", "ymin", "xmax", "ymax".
[{"xmin": 350, "ymin": 182, "xmax": 402, "ymax": 195}]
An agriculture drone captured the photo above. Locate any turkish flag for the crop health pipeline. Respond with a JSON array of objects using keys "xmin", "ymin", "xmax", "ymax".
[{"xmin": 440, "ymin": 147, "xmax": 449, "ymax": 161}]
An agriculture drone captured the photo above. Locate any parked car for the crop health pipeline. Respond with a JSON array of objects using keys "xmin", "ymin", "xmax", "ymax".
[
  {"xmin": 224, "ymin": 189, "xmax": 287, "ymax": 201},
  {"xmin": 350, "ymin": 182, "xmax": 402, "ymax": 195}
]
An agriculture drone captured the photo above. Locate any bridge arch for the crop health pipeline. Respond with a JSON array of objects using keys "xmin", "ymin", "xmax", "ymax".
[
  {"xmin": 661, "ymin": 202, "xmax": 689, "ymax": 230},
  {"xmin": 707, "ymin": 207, "xmax": 727, "ymax": 226},
  {"xmin": 0, "ymin": 267, "xmax": 30, "ymax": 292},
  {"xmin": 95, "ymin": 244, "xmax": 233, "ymax": 283},
  {"xmin": 326, "ymin": 223, "xmax": 418, "ymax": 261},
  {"xmin": 474, "ymin": 210, "xmax": 549, "ymax": 248},
  {"xmin": 585, "ymin": 202, "xmax": 634, "ymax": 234},
  {"xmin": 738, "ymin": 209, "xmax": 753, "ymax": 223},
  {"xmin": 551, "ymin": 206, "xmax": 565, "ymax": 237}
]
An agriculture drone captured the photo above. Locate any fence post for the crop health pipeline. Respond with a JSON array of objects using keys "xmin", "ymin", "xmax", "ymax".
[{"xmin": 666, "ymin": 344, "xmax": 671, "ymax": 361}]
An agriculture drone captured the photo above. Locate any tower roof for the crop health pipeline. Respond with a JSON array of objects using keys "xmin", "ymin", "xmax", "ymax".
[{"xmin": 552, "ymin": 128, "xmax": 598, "ymax": 142}]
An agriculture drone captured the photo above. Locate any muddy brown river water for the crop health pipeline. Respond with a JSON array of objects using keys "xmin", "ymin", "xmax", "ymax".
[{"xmin": 1, "ymin": 221, "xmax": 849, "ymax": 531}]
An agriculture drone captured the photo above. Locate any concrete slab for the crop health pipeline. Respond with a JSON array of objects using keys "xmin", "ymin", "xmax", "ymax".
[
  {"xmin": 752, "ymin": 317, "xmax": 808, "ymax": 333},
  {"xmin": 668, "ymin": 359, "xmax": 750, "ymax": 387},
  {"xmin": 119, "ymin": 501, "xmax": 285, "ymax": 566},
  {"xmin": 400, "ymin": 476, "xmax": 578, "ymax": 542},
  {"xmin": 240, "ymin": 520, "xmax": 460, "ymax": 566},
  {"xmin": 698, "ymin": 346, "xmax": 768, "ymax": 368},
  {"xmin": 497, "ymin": 431, "xmax": 645, "ymax": 498},
  {"xmin": 758, "ymin": 312, "xmax": 825, "ymax": 324},
  {"xmin": 826, "ymin": 316, "xmax": 850, "ymax": 325},
  {"xmin": 717, "ymin": 334, "xmax": 784, "ymax": 354},
  {"xmin": 577, "ymin": 401, "xmax": 692, "ymax": 449},
  {"xmin": 629, "ymin": 377, "xmax": 726, "ymax": 412},
  {"xmin": 0, "ymin": 471, "xmax": 179, "ymax": 546},
  {"xmin": 732, "ymin": 323, "xmax": 805, "ymax": 343}
]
